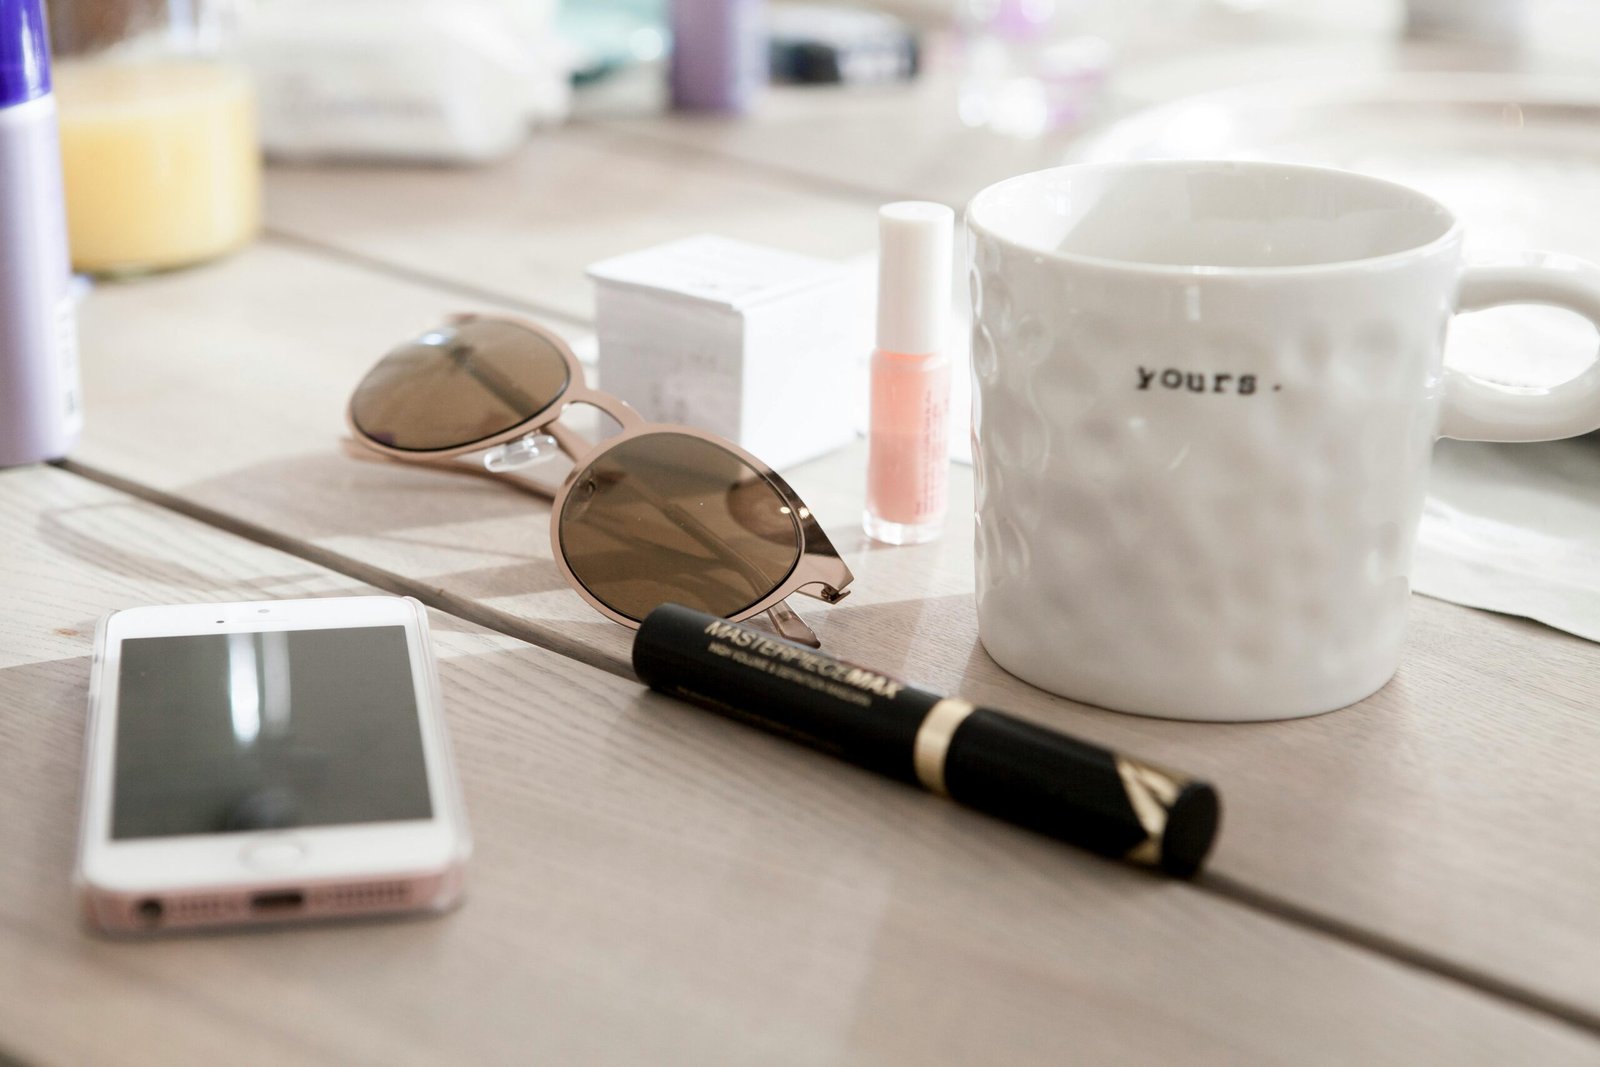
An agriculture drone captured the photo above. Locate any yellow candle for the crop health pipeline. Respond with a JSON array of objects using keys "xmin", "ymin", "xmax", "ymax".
[{"xmin": 54, "ymin": 60, "xmax": 261, "ymax": 275}]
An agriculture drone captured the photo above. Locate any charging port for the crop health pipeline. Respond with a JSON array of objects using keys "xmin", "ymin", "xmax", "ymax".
[
  {"xmin": 135, "ymin": 898, "xmax": 163, "ymax": 924},
  {"xmin": 250, "ymin": 890, "xmax": 306, "ymax": 913}
]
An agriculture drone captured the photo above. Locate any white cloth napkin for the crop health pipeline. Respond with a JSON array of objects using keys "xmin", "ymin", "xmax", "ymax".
[{"xmin": 1417, "ymin": 436, "xmax": 1600, "ymax": 641}]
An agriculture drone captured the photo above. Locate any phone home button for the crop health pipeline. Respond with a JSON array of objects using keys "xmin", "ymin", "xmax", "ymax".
[{"xmin": 241, "ymin": 838, "xmax": 308, "ymax": 871}]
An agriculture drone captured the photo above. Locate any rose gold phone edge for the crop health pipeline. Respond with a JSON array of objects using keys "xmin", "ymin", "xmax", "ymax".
[{"xmin": 74, "ymin": 597, "xmax": 472, "ymax": 936}]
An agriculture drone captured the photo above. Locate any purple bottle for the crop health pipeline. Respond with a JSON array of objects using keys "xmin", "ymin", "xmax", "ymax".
[
  {"xmin": 0, "ymin": 0, "xmax": 79, "ymax": 467},
  {"xmin": 669, "ymin": 0, "xmax": 767, "ymax": 114}
]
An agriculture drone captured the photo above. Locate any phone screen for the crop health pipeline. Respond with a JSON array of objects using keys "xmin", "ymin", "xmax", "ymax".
[{"xmin": 111, "ymin": 625, "xmax": 434, "ymax": 840}]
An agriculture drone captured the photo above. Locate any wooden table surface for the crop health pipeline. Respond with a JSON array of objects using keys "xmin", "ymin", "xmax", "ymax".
[{"xmin": 8, "ymin": 12, "xmax": 1600, "ymax": 1065}]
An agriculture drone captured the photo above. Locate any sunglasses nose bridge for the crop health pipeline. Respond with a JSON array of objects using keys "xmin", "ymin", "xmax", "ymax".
[
  {"xmin": 482, "ymin": 432, "xmax": 562, "ymax": 473},
  {"xmin": 569, "ymin": 390, "xmax": 645, "ymax": 432}
]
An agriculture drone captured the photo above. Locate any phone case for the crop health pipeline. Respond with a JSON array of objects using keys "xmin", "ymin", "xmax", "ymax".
[{"xmin": 75, "ymin": 598, "xmax": 471, "ymax": 935}]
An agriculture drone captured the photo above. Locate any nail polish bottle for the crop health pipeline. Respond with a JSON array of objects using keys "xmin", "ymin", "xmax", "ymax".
[
  {"xmin": 0, "ymin": 0, "xmax": 81, "ymax": 467},
  {"xmin": 865, "ymin": 201, "xmax": 953, "ymax": 545}
]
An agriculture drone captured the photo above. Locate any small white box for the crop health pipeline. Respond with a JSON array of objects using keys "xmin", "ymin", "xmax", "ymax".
[{"xmin": 587, "ymin": 235, "xmax": 866, "ymax": 472}]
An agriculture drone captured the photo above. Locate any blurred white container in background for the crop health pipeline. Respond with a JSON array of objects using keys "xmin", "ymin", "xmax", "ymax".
[{"xmin": 244, "ymin": 0, "xmax": 569, "ymax": 163}]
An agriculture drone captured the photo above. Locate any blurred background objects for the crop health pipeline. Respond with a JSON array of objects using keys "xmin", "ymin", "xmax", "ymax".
[
  {"xmin": 560, "ymin": 0, "xmax": 665, "ymax": 84},
  {"xmin": 955, "ymin": 0, "xmax": 1114, "ymax": 136},
  {"xmin": 768, "ymin": 4, "xmax": 918, "ymax": 86},
  {"xmin": 244, "ymin": 0, "xmax": 569, "ymax": 163},
  {"xmin": 669, "ymin": 0, "xmax": 766, "ymax": 112}
]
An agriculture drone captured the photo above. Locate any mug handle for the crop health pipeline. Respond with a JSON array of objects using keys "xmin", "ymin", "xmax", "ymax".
[{"xmin": 1439, "ymin": 253, "xmax": 1600, "ymax": 441}]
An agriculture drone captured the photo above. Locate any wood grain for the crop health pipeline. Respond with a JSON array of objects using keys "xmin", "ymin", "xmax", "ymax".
[
  {"xmin": 9, "ymin": 466, "xmax": 1596, "ymax": 1065},
  {"xmin": 263, "ymin": 133, "xmax": 877, "ymax": 323},
  {"xmin": 791, "ymin": 449, "xmax": 1600, "ymax": 1023},
  {"xmin": 64, "ymin": 233, "xmax": 1600, "ymax": 1021}
]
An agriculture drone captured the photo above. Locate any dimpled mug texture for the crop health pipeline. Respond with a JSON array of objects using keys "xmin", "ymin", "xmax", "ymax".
[{"xmin": 967, "ymin": 162, "xmax": 1466, "ymax": 721}]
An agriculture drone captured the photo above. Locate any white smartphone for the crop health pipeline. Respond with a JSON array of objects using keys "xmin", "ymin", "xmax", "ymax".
[{"xmin": 75, "ymin": 596, "xmax": 471, "ymax": 934}]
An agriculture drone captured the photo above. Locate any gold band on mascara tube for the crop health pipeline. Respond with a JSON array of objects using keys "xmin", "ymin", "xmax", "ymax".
[
  {"xmin": 913, "ymin": 699, "xmax": 976, "ymax": 796},
  {"xmin": 1115, "ymin": 756, "xmax": 1184, "ymax": 866}
]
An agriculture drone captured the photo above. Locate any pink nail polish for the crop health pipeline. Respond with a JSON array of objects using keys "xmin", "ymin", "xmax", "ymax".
[{"xmin": 865, "ymin": 201, "xmax": 954, "ymax": 546}]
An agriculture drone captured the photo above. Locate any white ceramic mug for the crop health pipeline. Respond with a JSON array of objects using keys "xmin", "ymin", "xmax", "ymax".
[{"xmin": 966, "ymin": 160, "xmax": 1600, "ymax": 721}]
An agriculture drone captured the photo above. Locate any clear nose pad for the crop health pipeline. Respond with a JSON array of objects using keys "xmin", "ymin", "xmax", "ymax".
[{"xmin": 482, "ymin": 432, "xmax": 562, "ymax": 473}]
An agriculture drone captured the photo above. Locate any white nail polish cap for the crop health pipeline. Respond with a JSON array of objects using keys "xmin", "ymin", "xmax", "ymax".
[{"xmin": 876, "ymin": 201, "xmax": 954, "ymax": 356}]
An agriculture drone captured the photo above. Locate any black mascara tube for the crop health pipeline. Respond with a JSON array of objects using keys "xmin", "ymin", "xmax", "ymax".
[{"xmin": 632, "ymin": 604, "xmax": 1221, "ymax": 877}]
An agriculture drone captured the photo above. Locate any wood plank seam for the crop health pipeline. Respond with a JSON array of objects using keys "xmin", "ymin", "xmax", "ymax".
[
  {"xmin": 1198, "ymin": 871, "xmax": 1600, "ymax": 1040},
  {"xmin": 563, "ymin": 122, "xmax": 945, "ymax": 213},
  {"xmin": 53, "ymin": 458, "xmax": 1600, "ymax": 1046},
  {"xmin": 578, "ymin": 121, "xmax": 948, "ymax": 212},
  {"xmin": 54, "ymin": 458, "xmax": 632, "ymax": 681},
  {"xmin": 262, "ymin": 230, "xmax": 596, "ymax": 330}
]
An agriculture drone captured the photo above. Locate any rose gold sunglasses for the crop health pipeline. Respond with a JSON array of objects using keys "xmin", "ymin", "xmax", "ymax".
[{"xmin": 345, "ymin": 313, "xmax": 852, "ymax": 647}]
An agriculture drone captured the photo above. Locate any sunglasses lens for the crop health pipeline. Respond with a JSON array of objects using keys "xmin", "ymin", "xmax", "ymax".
[
  {"xmin": 350, "ymin": 319, "xmax": 571, "ymax": 451},
  {"xmin": 559, "ymin": 432, "xmax": 804, "ymax": 622}
]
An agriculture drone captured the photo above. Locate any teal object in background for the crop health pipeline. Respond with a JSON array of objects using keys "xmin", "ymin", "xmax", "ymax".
[{"xmin": 558, "ymin": 0, "xmax": 668, "ymax": 83}]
